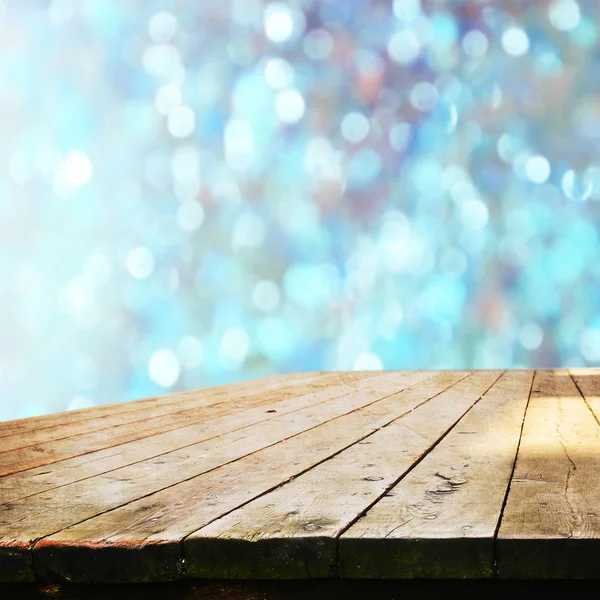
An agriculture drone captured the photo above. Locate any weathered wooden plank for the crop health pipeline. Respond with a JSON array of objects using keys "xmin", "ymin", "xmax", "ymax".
[
  {"xmin": 496, "ymin": 369, "xmax": 600, "ymax": 578},
  {"xmin": 0, "ymin": 372, "xmax": 400, "ymax": 438},
  {"xmin": 0, "ymin": 373, "xmax": 332, "ymax": 453},
  {"xmin": 569, "ymin": 367, "xmax": 600, "ymax": 420},
  {"xmin": 0, "ymin": 374, "xmax": 304, "ymax": 436},
  {"xmin": 1, "ymin": 371, "xmax": 438, "ymax": 582},
  {"xmin": 29, "ymin": 371, "xmax": 452, "ymax": 583},
  {"xmin": 0, "ymin": 372, "xmax": 326, "ymax": 438},
  {"xmin": 0, "ymin": 372, "xmax": 390, "ymax": 502},
  {"xmin": 0, "ymin": 373, "xmax": 348, "ymax": 476},
  {"xmin": 184, "ymin": 370, "xmax": 503, "ymax": 579},
  {"xmin": 339, "ymin": 369, "xmax": 531, "ymax": 578}
]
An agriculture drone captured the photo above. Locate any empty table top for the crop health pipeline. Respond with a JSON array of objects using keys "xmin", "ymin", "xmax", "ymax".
[{"xmin": 1, "ymin": 369, "xmax": 599, "ymax": 583}]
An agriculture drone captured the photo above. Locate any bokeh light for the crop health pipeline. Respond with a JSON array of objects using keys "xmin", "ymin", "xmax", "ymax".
[{"xmin": 2, "ymin": 0, "xmax": 600, "ymax": 421}]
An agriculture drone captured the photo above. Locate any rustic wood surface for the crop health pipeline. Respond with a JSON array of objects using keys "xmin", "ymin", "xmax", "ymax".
[
  {"xmin": 496, "ymin": 369, "xmax": 600, "ymax": 578},
  {"xmin": 339, "ymin": 370, "xmax": 531, "ymax": 578},
  {"xmin": 2, "ymin": 369, "xmax": 600, "ymax": 584}
]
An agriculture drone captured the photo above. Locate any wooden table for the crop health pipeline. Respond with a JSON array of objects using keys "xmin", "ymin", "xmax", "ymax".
[{"xmin": 2, "ymin": 369, "xmax": 600, "ymax": 594}]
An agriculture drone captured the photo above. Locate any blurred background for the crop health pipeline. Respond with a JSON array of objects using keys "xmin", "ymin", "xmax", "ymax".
[{"xmin": 1, "ymin": 0, "xmax": 600, "ymax": 422}]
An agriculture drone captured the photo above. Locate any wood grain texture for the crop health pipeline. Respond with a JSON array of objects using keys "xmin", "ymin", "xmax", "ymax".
[
  {"xmin": 185, "ymin": 371, "xmax": 498, "ymax": 579},
  {"xmin": 2, "ymin": 371, "xmax": 436, "ymax": 582},
  {"xmin": 30, "ymin": 372, "xmax": 441, "ymax": 583},
  {"xmin": 0, "ymin": 372, "xmax": 325, "ymax": 451},
  {"xmin": 0, "ymin": 372, "xmax": 398, "ymax": 438},
  {"xmin": 0, "ymin": 372, "xmax": 388, "ymax": 502},
  {"xmin": 6, "ymin": 369, "xmax": 600, "ymax": 584},
  {"xmin": 569, "ymin": 367, "xmax": 600, "ymax": 421},
  {"xmin": 339, "ymin": 370, "xmax": 530, "ymax": 579},
  {"xmin": 0, "ymin": 372, "xmax": 322, "ymax": 437},
  {"xmin": 496, "ymin": 369, "xmax": 600, "ymax": 578},
  {"xmin": 0, "ymin": 374, "xmax": 340, "ymax": 475}
]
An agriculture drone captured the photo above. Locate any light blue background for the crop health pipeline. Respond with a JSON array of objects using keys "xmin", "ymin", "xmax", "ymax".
[{"xmin": 1, "ymin": 0, "xmax": 599, "ymax": 421}]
